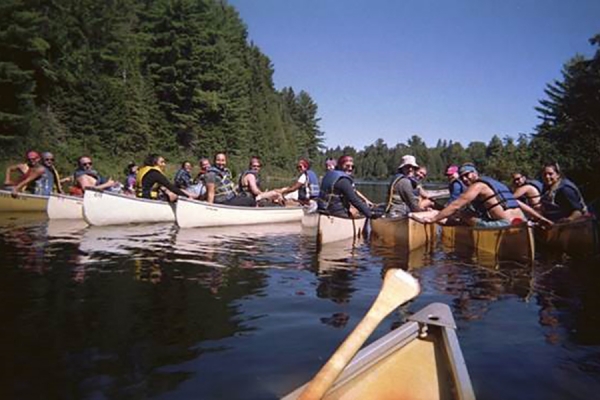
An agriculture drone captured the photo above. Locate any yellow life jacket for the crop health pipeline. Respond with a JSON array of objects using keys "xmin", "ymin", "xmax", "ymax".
[{"xmin": 136, "ymin": 166, "xmax": 164, "ymax": 199}]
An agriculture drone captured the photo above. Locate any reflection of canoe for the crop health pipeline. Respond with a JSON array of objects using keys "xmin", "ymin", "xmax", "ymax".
[
  {"xmin": 176, "ymin": 222, "xmax": 301, "ymax": 245},
  {"xmin": 80, "ymin": 223, "xmax": 175, "ymax": 255},
  {"xmin": 47, "ymin": 194, "xmax": 84, "ymax": 219},
  {"xmin": 0, "ymin": 189, "xmax": 47, "ymax": 212},
  {"xmin": 176, "ymin": 197, "xmax": 303, "ymax": 228},
  {"xmin": 370, "ymin": 239, "xmax": 432, "ymax": 271},
  {"xmin": 283, "ymin": 302, "xmax": 475, "ymax": 400},
  {"xmin": 441, "ymin": 223, "xmax": 534, "ymax": 265},
  {"xmin": 535, "ymin": 217, "xmax": 598, "ymax": 257},
  {"xmin": 83, "ymin": 189, "xmax": 175, "ymax": 226},
  {"xmin": 46, "ymin": 219, "xmax": 88, "ymax": 239},
  {"xmin": 370, "ymin": 211, "xmax": 437, "ymax": 250},
  {"xmin": 317, "ymin": 214, "xmax": 366, "ymax": 247}
]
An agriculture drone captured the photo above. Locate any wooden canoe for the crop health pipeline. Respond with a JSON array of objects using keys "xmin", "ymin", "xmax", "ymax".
[
  {"xmin": 283, "ymin": 302, "xmax": 475, "ymax": 400},
  {"xmin": 370, "ymin": 210, "xmax": 438, "ymax": 250},
  {"xmin": 535, "ymin": 216, "xmax": 598, "ymax": 258},
  {"xmin": 176, "ymin": 197, "xmax": 304, "ymax": 228},
  {"xmin": 441, "ymin": 223, "xmax": 534, "ymax": 266},
  {"xmin": 47, "ymin": 193, "xmax": 84, "ymax": 220},
  {"xmin": 317, "ymin": 214, "xmax": 367, "ymax": 247},
  {"xmin": 83, "ymin": 188, "xmax": 175, "ymax": 226},
  {"xmin": 0, "ymin": 189, "xmax": 48, "ymax": 212}
]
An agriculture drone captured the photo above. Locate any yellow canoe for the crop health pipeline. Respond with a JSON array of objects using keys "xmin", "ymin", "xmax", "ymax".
[
  {"xmin": 441, "ymin": 223, "xmax": 534, "ymax": 266},
  {"xmin": 535, "ymin": 216, "xmax": 598, "ymax": 257},
  {"xmin": 370, "ymin": 211, "xmax": 438, "ymax": 250},
  {"xmin": 283, "ymin": 303, "xmax": 475, "ymax": 400},
  {"xmin": 0, "ymin": 189, "xmax": 48, "ymax": 212}
]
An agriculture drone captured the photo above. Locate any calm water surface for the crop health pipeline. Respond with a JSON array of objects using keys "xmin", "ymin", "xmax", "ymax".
[{"xmin": 1, "ymin": 185, "xmax": 600, "ymax": 400}]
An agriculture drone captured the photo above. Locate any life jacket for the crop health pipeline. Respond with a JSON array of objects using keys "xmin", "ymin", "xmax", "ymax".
[
  {"xmin": 472, "ymin": 176, "xmax": 519, "ymax": 220},
  {"xmin": 207, "ymin": 166, "xmax": 236, "ymax": 203},
  {"xmin": 47, "ymin": 166, "xmax": 63, "ymax": 194},
  {"xmin": 448, "ymin": 178, "xmax": 466, "ymax": 203},
  {"xmin": 541, "ymin": 178, "xmax": 587, "ymax": 221},
  {"xmin": 174, "ymin": 168, "xmax": 192, "ymax": 189},
  {"xmin": 384, "ymin": 173, "xmax": 416, "ymax": 212},
  {"xmin": 318, "ymin": 170, "xmax": 353, "ymax": 215},
  {"xmin": 298, "ymin": 169, "xmax": 320, "ymax": 201},
  {"xmin": 517, "ymin": 179, "xmax": 543, "ymax": 206},
  {"xmin": 135, "ymin": 166, "xmax": 163, "ymax": 199},
  {"xmin": 25, "ymin": 166, "xmax": 54, "ymax": 196},
  {"xmin": 238, "ymin": 170, "xmax": 260, "ymax": 198}
]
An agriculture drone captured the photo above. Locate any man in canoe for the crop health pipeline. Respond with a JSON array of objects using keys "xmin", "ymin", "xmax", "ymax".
[
  {"xmin": 414, "ymin": 166, "xmax": 435, "ymax": 209},
  {"xmin": 70, "ymin": 156, "xmax": 117, "ymax": 196},
  {"xmin": 540, "ymin": 162, "xmax": 588, "ymax": 222},
  {"xmin": 279, "ymin": 158, "xmax": 320, "ymax": 205},
  {"xmin": 41, "ymin": 152, "xmax": 69, "ymax": 194},
  {"xmin": 384, "ymin": 155, "xmax": 429, "ymax": 217},
  {"xmin": 205, "ymin": 152, "xmax": 255, "ymax": 206},
  {"xmin": 174, "ymin": 161, "xmax": 193, "ymax": 189},
  {"xmin": 422, "ymin": 164, "xmax": 551, "ymax": 227},
  {"xmin": 511, "ymin": 172, "xmax": 543, "ymax": 210},
  {"xmin": 9, "ymin": 151, "xmax": 56, "ymax": 197},
  {"xmin": 318, "ymin": 155, "xmax": 376, "ymax": 218},
  {"xmin": 136, "ymin": 154, "xmax": 194, "ymax": 201},
  {"xmin": 445, "ymin": 165, "xmax": 465, "ymax": 204},
  {"xmin": 186, "ymin": 157, "xmax": 210, "ymax": 200},
  {"xmin": 4, "ymin": 150, "xmax": 37, "ymax": 188},
  {"xmin": 238, "ymin": 156, "xmax": 284, "ymax": 205}
]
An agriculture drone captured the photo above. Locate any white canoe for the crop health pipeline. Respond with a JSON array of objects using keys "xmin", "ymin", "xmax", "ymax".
[
  {"xmin": 317, "ymin": 214, "xmax": 367, "ymax": 247},
  {"xmin": 47, "ymin": 193, "xmax": 84, "ymax": 220},
  {"xmin": 176, "ymin": 197, "xmax": 303, "ymax": 228},
  {"xmin": 83, "ymin": 189, "xmax": 175, "ymax": 226},
  {"xmin": 0, "ymin": 189, "xmax": 48, "ymax": 212}
]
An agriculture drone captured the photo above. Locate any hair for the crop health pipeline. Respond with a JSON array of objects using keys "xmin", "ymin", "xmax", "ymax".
[
  {"xmin": 337, "ymin": 155, "xmax": 353, "ymax": 169},
  {"xmin": 249, "ymin": 156, "xmax": 261, "ymax": 168},
  {"xmin": 144, "ymin": 153, "xmax": 162, "ymax": 167},
  {"xmin": 298, "ymin": 158, "xmax": 310, "ymax": 169},
  {"xmin": 198, "ymin": 157, "xmax": 210, "ymax": 165},
  {"xmin": 543, "ymin": 162, "xmax": 561, "ymax": 176},
  {"xmin": 77, "ymin": 155, "xmax": 92, "ymax": 167},
  {"xmin": 214, "ymin": 152, "xmax": 227, "ymax": 163},
  {"xmin": 181, "ymin": 161, "xmax": 192, "ymax": 168}
]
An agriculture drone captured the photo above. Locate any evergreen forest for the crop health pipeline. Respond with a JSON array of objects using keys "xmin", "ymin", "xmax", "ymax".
[{"xmin": 1, "ymin": 1, "xmax": 599, "ymax": 202}]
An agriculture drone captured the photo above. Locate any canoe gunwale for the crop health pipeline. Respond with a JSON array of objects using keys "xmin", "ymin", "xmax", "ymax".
[
  {"xmin": 84, "ymin": 187, "xmax": 172, "ymax": 206},
  {"xmin": 178, "ymin": 197, "xmax": 303, "ymax": 212}
]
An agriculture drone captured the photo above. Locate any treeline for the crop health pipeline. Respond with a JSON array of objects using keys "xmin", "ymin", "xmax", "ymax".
[{"xmin": 0, "ymin": 0, "xmax": 323, "ymax": 176}]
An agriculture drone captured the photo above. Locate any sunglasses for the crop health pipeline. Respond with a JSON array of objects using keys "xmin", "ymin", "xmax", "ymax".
[
  {"xmin": 81, "ymin": 162, "xmax": 92, "ymax": 167},
  {"xmin": 44, "ymin": 158, "xmax": 54, "ymax": 161},
  {"xmin": 513, "ymin": 176, "xmax": 523, "ymax": 182},
  {"xmin": 251, "ymin": 164, "xmax": 261, "ymax": 168},
  {"xmin": 27, "ymin": 158, "xmax": 39, "ymax": 162}
]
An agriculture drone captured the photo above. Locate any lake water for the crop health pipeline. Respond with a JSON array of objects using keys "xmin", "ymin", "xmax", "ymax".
[{"xmin": 1, "ymin": 184, "xmax": 599, "ymax": 399}]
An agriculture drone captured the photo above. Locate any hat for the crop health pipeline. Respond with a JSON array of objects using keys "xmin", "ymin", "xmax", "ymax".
[
  {"xmin": 445, "ymin": 165, "xmax": 459, "ymax": 175},
  {"xmin": 459, "ymin": 164, "xmax": 478, "ymax": 176},
  {"xmin": 398, "ymin": 155, "xmax": 418, "ymax": 169}
]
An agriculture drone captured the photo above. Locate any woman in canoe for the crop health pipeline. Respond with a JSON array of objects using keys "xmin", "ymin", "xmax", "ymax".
[
  {"xmin": 136, "ymin": 154, "xmax": 194, "ymax": 202},
  {"xmin": 205, "ymin": 153, "xmax": 255, "ymax": 206},
  {"xmin": 279, "ymin": 158, "xmax": 320, "ymax": 205},
  {"xmin": 238, "ymin": 156, "xmax": 284, "ymax": 205},
  {"xmin": 540, "ymin": 163, "xmax": 588, "ymax": 222}
]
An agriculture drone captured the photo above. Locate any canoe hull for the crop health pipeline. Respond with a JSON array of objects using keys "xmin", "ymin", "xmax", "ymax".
[
  {"xmin": 370, "ymin": 211, "xmax": 438, "ymax": 250},
  {"xmin": 0, "ymin": 190, "xmax": 48, "ymax": 212},
  {"xmin": 283, "ymin": 303, "xmax": 475, "ymax": 400},
  {"xmin": 176, "ymin": 198, "xmax": 303, "ymax": 228},
  {"xmin": 441, "ymin": 223, "xmax": 534, "ymax": 266},
  {"xmin": 47, "ymin": 194, "xmax": 84, "ymax": 220},
  {"xmin": 317, "ymin": 214, "xmax": 366, "ymax": 247},
  {"xmin": 535, "ymin": 217, "xmax": 597, "ymax": 257},
  {"xmin": 83, "ymin": 189, "xmax": 175, "ymax": 226}
]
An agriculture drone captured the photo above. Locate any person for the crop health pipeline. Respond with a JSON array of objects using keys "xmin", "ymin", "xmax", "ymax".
[
  {"xmin": 422, "ymin": 164, "xmax": 551, "ymax": 227},
  {"xmin": 70, "ymin": 156, "xmax": 116, "ymax": 196},
  {"xmin": 205, "ymin": 152, "xmax": 255, "ymax": 206},
  {"xmin": 384, "ymin": 155, "xmax": 428, "ymax": 217},
  {"xmin": 445, "ymin": 165, "xmax": 466, "ymax": 204},
  {"xmin": 187, "ymin": 157, "xmax": 211, "ymax": 200},
  {"xmin": 512, "ymin": 172, "xmax": 543, "ymax": 210},
  {"xmin": 540, "ymin": 163, "xmax": 588, "ymax": 222},
  {"xmin": 318, "ymin": 155, "xmax": 375, "ymax": 218},
  {"xmin": 10, "ymin": 151, "xmax": 56, "ymax": 197},
  {"xmin": 123, "ymin": 162, "xmax": 138, "ymax": 195},
  {"xmin": 414, "ymin": 166, "xmax": 435, "ymax": 209},
  {"xmin": 238, "ymin": 156, "xmax": 283, "ymax": 204},
  {"xmin": 325, "ymin": 158, "xmax": 336, "ymax": 171},
  {"xmin": 136, "ymin": 154, "xmax": 193, "ymax": 201},
  {"xmin": 4, "ymin": 151, "xmax": 36, "ymax": 187},
  {"xmin": 40, "ymin": 152, "xmax": 68, "ymax": 194},
  {"xmin": 174, "ymin": 161, "xmax": 193, "ymax": 189},
  {"xmin": 279, "ymin": 158, "xmax": 320, "ymax": 205}
]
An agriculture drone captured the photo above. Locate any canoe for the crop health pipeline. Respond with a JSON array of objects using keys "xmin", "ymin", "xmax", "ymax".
[
  {"xmin": 0, "ymin": 189, "xmax": 48, "ymax": 212},
  {"xmin": 317, "ymin": 214, "xmax": 367, "ymax": 247},
  {"xmin": 370, "ymin": 210, "xmax": 438, "ymax": 250},
  {"xmin": 83, "ymin": 188, "xmax": 175, "ymax": 226},
  {"xmin": 176, "ymin": 197, "xmax": 304, "ymax": 228},
  {"xmin": 441, "ymin": 223, "xmax": 534, "ymax": 266},
  {"xmin": 283, "ymin": 302, "xmax": 475, "ymax": 400},
  {"xmin": 535, "ymin": 216, "xmax": 598, "ymax": 258},
  {"xmin": 47, "ymin": 193, "xmax": 84, "ymax": 220}
]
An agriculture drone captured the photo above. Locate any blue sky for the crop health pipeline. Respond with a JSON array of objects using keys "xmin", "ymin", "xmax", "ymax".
[{"xmin": 228, "ymin": 0, "xmax": 600, "ymax": 149}]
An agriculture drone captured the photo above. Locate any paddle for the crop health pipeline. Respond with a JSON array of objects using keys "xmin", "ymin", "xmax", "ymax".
[{"xmin": 297, "ymin": 268, "xmax": 420, "ymax": 400}]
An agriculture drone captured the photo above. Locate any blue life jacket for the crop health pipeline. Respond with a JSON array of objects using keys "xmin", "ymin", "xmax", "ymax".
[
  {"xmin": 448, "ymin": 179, "xmax": 466, "ymax": 203},
  {"xmin": 517, "ymin": 179, "xmax": 543, "ymax": 205},
  {"xmin": 238, "ymin": 170, "xmax": 260, "ymax": 198},
  {"xmin": 472, "ymin": 176, "xmax": 519, "ymax": 220},
  {"xmin": 318, "ymin": 170, "xmax": 353, "ymax": 215},
  {"xmin": 26, "ymin": 166, "xmax": 54, "ymax": 196},
  {"xmin": 298, "ymin": 169, "xmax": 320, "ymax": 201},
  {"xmin": 207, "ymin": 166, "xmax": 236, "ymax": 203},
  {"xmin": 541, "ymin": 178, "xmax": 587, "ymax": 221}
]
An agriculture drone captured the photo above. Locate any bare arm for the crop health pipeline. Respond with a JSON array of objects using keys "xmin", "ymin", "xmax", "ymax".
[
  {"xmin": 517, "ymin": 200, "xmax": 553, "ymax": 227},
  {"xmin": 5, "ymin": 163, "xmax": 28, "ymax": 185},
  {"xmin": 11, "ymin": 167, "xmax": 44, "ymax": 195},
  {"xmin": 95, "ymin": 179, "xmax": 116, "ymax": 190},
  {"xmin": 246, "ymin": 174, "xmax": 262, "ymax": 196},
  {"xmin": 206, "ymin": 182, "xmax": 215, "ymax": 203},
  {"xmin": 280, "ymin": 180, "xmax": 303, "ymax": 196},
  {"xmin": 430, "ymin": 184, "xmax": 480, "ymax": 223}
]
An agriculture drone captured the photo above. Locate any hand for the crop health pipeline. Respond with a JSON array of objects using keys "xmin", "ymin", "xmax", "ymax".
[
  {"xmin": 538, "ymin": 217, "xmax": 554, "ymax": 229},
  {"xmin": 370, "ymin": 209, "xmax": 384, "ymax": 219},
  {"xmin": 421, "ymin": 216, "xmax": 434, "ymax": 224},
  {"xmin": 11, "ymin": 188, "xmax": 19, "ymax": 198}
]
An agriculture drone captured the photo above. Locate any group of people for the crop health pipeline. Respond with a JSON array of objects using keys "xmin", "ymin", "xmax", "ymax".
[{"xmin": 4, "ymin": 149, "xmax": 590, "ymax": 228}]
